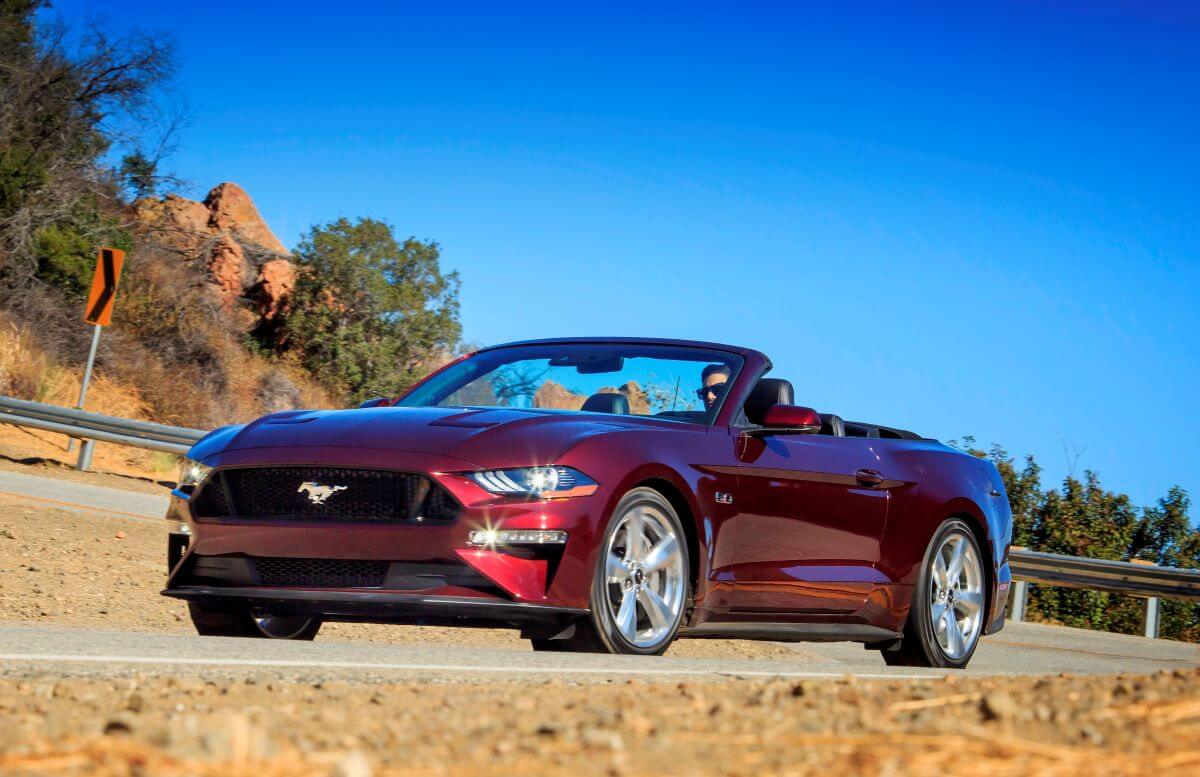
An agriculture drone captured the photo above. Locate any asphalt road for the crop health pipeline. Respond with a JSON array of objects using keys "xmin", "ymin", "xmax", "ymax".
[
  {"xmin": 0, "ymin": 469, "xmax": 168, "ymax": 522},
  {"xmin": 0, "ymin": 621, "xmax": 1195, "ymax": 684},
  {"xmin": 0, "ymin": 469, "xmax": 1196, "ymax": 684}
]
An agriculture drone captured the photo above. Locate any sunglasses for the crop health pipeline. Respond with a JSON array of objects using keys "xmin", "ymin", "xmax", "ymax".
[{"xmin": 696, "ymin": 382, "xmax": 728, "ymax": 400}]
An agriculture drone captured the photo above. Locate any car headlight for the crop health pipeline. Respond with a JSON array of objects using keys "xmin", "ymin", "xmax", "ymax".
[
  {"xmin": 470, "ymin": 466, "xmax": 597, "ymax": 498},
  {"xmin": 177, "ymin": 458, "xmax": 212, "ymax": 491}
]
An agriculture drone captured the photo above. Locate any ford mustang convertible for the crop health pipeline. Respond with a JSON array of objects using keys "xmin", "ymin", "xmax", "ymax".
[{"xmin": 163, "ymin": 338, "xmax": 1012, "ymax": 667}]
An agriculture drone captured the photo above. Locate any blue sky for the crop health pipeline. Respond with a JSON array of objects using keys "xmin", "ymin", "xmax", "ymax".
[{"xmin": 55, "ymin": 1, "xmax": 1199, "ymax": 512}]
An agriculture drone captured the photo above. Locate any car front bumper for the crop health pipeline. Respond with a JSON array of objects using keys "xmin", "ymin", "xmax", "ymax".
[{"xmin": 163, "ymin": 446, "xmax": 608, "ymax": 622}]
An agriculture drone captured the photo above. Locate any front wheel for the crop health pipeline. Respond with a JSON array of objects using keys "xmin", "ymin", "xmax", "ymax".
[
  {"xmin": 530, "ymin": 487, "xmax": 690, "ymax": 655},
  {"xmin": 883, "ymin": 519, "xmax": 986, "ymax": 668},
  {"xmin": 188, "ymin": 602, "xmax": 322, "ymax": 640}
]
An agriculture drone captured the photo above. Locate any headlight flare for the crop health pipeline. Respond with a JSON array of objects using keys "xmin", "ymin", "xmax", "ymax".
[
  {"xmin": 468, "ymin": 466, "xmax": 597, "ymax": 499},
  {"xmin": 466, "ymin": 528, "xmax": 568, "ymax": 547}
]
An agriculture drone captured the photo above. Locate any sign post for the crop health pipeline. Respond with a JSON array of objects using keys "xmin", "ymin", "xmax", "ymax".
[{"xmin": 72, "ymin": 247, "xmax": 124, "ymax": 471}]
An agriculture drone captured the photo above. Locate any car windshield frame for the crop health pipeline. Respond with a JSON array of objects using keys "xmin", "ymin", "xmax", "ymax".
[{"xmin": 395, "ymin": 342, "xmax": 745, "ymax": 426}]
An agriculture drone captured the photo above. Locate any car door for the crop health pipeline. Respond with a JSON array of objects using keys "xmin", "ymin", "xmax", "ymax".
[{"xmin": 725, "ymin": 431, "xmax": 891, "ymax": 614}]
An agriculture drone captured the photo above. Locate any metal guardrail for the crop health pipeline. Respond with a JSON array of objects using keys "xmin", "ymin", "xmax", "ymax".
[
  {"xmin": 1, "ymin": 395, "xmax": 1197, "ymax": 639},
  {"xmin": 0, "ymin": 396, "xmax": 206, "ymax": 458},
  {"xmin": 1008, "ymin": 548, "xmax": 1200, "ymax": 638},
  {"xmin": 1010, "ymin": 549, "xmax": 1200, "ymax": 600}
]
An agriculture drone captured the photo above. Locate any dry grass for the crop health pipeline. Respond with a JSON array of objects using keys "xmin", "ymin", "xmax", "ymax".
[
  {"xmin": 0, "ymin": 315, "xmax": 150, "ymax": 417},
  {"xmin": 0, "ymin": 282, "xmax": 336, "ymax": 483},
  {"xmin": 0, "ymin": 315, "xmax": 178, "ymax": 480}
]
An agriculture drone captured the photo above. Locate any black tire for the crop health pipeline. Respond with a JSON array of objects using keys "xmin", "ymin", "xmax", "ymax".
[
  {"xmin": 882, "ymin": 519, "xmax": 984, "ymax": 668},
  {"xmin": 187, "ymin": 602, "xmax": 321, "ymax": 640},
  {"xmin": 528, "ymin": 487, "xmax": 691, "ymax": 656}
]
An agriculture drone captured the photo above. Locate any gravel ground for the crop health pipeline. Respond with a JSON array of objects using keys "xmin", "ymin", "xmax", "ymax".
[{"xmin": 0, "ymin": 668, "xmax": 1197, "ymax": 775}]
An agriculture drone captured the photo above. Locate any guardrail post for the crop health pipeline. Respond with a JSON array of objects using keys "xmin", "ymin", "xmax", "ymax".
[
  {"xmin": 1009, "ymin": 580, "xmax": 1028, "ymax": 622},
  {"xmin": 67, "ymin": 323, "xmax": 103, "ymax": 455},
  {"xmin": 1143, "ymin": 597, "xmax": 1161, "ymax": 639},
  {"xmin": 76, "ymin": 439, "xmax": 95, "ymax": 471}
]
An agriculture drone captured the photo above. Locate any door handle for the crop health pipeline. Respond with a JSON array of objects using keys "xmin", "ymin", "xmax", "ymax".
[{"xmin": 855, "ymin": 469, "xmax": 884, "ymax": 487}]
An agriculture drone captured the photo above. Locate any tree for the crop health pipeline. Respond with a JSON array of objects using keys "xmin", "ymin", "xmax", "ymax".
[
  {"xmin": 276, "ymin": 217, "xmax": 461, "ymax": 403},
  {"xmin": 0, "ymin": 0, "xmax": 176, "ymax": 281},
  {"xmin": 956, "ymin": 437, "xmax": 1198, "ymax": 641},
  {"xmin": 1132, "ymin": 488, "xmax": 1199, "ymax": 641}
]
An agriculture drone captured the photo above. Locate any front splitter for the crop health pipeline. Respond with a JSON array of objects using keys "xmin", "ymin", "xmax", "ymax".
[{"xmin": 164, "ymin": 586, "xmax": 588, "ymax": 629}]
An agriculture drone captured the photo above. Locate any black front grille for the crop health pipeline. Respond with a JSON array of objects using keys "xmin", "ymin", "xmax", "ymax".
[
  {"xmin": 253, "ymin": 557, "xmax": 389, "ymax": 588},
  {"xmin": 193, "ymin": 467, "xmax": 460, "ymax": 523}
]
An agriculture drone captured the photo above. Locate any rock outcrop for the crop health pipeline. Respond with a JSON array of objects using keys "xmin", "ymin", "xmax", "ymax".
[
  {"xmin": 534, "ymin": 380, "xmax": 586, "ymax": 410},
  {"xmin": 203, "ymin": 183, "xmax": 289, "ymax": 255},
  {"xmin": 532, "ymin": 380, "xmax": 651, "ymax": 414},
  {"xmin": 130, "ymin": 183, "xmax": 294, "ymax": 327}
]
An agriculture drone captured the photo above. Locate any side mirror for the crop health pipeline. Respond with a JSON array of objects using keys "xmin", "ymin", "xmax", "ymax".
[
  {"xmin": 756, "ymin": 404, "xmax": 822, "ymax": 434},
  {"xmin": 358, "ymin": 397, "xmax": 389, "ymax": 409}
]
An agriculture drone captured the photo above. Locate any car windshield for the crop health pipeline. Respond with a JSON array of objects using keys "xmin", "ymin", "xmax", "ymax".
[{"xmin": 396, "ymin": 343, "xmax": 744, "ymax": 424}]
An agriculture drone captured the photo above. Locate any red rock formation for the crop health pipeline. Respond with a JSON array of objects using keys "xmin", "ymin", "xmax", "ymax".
[
  {"xmin": 256, "ymin": 259, "xmax": 296, "ymax": 321},
  {"xmin": 534, "ymin": 380, "xmax": 586, "ymax": 410},
  {"xmin": 600, "ymin": 381, "xmax": 650, "ymax": 414},
  {"xmin": 203, "ymin": 183, "xmax": 289, "ymax": 255},
  {"xmin": 207, "ymin": 236, "xmax": 246, "ymax": 300},
  {"xmin": 130, "ymin": 183, "xmax": 293, "ymax": 327}
]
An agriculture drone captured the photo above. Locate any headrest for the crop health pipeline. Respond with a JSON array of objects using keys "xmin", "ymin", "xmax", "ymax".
[
  {"xmin": 744, "ymin": 378, "xmax": 794, "ymax": 425},
  {"xmin": 844, "ymin": 422, "xmax": 880, "ymax": 438},
  {"xmin": 820, "ymin": 413, "xmax": 846, "ymax": 437},
  {"xmin": 581, "ymin": 392, "xmax": 630, "ymax": 415}
]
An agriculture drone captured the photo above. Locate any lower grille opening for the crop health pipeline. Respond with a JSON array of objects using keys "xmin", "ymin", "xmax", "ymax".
[
  {"xmin": 253, "ymin": 557, "xmax": 389, "ymax": 588},
  {"xmin": 232, "ymin": 557, "xmax": 503, "ymax": 593}
]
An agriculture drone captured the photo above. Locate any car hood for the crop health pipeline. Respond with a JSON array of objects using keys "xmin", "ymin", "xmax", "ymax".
[{"xmin": 189, "ymin": 406, "xmax": 659, "ymax": 468}]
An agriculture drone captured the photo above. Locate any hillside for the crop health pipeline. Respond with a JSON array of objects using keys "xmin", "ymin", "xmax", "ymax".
[
  {"xmin": 0, "ymin": 182, "xmax": 340, "ymax": 479},
  {"xmin": 2, "ymin": 181, "xmax": 334, "ymax": 420}
]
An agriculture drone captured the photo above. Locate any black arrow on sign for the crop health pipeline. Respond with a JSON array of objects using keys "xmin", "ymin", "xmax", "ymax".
[{"xmin": 86, "ymin": 249, "xmax": 117, "ymax": 323}]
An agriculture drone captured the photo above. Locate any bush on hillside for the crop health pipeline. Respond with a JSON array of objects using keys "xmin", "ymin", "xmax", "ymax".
[
  {"xmin": 958, "ymin": 439, "xmax": 1198, "ymax": 642},
  {"xmin": 270, "ymin": 217, "xmax": 461, "ymax": 403}
]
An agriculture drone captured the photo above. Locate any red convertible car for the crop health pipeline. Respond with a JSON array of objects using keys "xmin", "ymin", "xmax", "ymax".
[{"xmin": 164, "ymin": 338, "xmax": 1012, "ymax": 668}]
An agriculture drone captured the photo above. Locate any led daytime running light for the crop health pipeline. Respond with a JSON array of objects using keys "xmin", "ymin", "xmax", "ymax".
[
  {"xmin": 467, "ymin": 529, "xmax": 568, "ymax": 546},
  {"xmin": 470, "ymin": 466, "xmax": 595, "ymax": 497}
]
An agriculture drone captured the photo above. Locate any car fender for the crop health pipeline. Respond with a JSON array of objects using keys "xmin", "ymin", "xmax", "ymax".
[{"xmin": 555, "ymin": 428, "xmax": 715, "ymax": 589}]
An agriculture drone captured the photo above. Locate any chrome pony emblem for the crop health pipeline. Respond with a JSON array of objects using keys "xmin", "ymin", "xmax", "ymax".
[{"xmin": 297, "ymin": 481, "xmax": 348, "ymax": 505}]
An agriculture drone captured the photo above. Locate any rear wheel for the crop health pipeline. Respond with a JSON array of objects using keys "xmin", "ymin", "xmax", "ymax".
[
  {"xmin": 882, "ymin": 519, "xmax": 985, "ymax": 668},
  {"xmin": 188, "ymin": 602, "xmax": 321, "ymax": 640},
  {"xmin": 529, "ymin": 487, "xmax": 690, "ymax": 655}
]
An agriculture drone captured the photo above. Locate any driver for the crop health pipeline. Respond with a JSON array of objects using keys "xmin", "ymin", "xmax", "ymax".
[{"xmin": 696, "ymin": 364, "xmax": 731, "ymax": 411}]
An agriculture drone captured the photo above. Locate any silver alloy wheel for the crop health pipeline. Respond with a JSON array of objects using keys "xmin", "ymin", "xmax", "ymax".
[
  {"xmin": 251, "ymin": 611, "xmax": 315, "ymax": 639},
  {"xmin": 603, "ymin": 501, "xmax": 687, "ymax": 649},
  {"xmin": 929, "ymin": 531, "xmax": 984, "ymax": 660}
]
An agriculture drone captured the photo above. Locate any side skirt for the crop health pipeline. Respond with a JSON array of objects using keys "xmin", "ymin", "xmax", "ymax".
[{"xmin": 679, "ymin": 622, "xmax": 903, "ymax": 644}]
